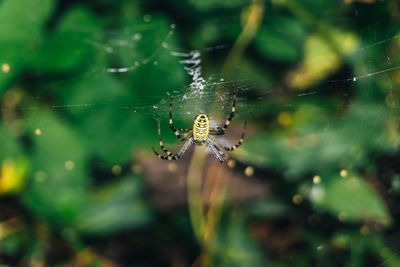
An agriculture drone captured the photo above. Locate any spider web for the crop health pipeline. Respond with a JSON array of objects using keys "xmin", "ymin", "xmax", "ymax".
[
  {"xmin": 2, "ymin": 5, "xmax": 399, "ymax": 169},
  {"xmin": 3, "ymin": 7, "xmax": 399, "ymax": 167},
  {"xmin": 7, "ymin": 11, "xmax": 398, "ymax": 121},
  {"xmin": 2, "ymin": 2, "xmax": 400, "ymax": 266}
]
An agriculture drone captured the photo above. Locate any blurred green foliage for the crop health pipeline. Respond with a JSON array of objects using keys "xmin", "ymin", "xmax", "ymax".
[{"xmin": 1, "ymin": 0, "xmax": 400, "ymax": 266}]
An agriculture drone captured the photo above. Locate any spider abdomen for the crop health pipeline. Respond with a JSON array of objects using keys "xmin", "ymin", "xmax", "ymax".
[{"xmin": 193, "ymin": 113, "xmax": 209, "ymax": 143}]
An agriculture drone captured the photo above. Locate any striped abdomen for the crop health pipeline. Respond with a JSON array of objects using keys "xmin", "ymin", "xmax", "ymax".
[{"xmin": 193, "ymin": 113, "xmax": 209, "ymax": 143}]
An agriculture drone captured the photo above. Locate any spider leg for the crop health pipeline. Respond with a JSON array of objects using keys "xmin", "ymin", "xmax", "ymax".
[
  {"xmin": 217, "ymin": 90, "xmax": 237, "ymax": 135},
  {"xmin": 157, "ymin": 120, "xmax": 173, "ymax": 155},
  {"xmin": 209, "ymin": 126, "xmax": 224, "ymax": 135},
  {"xmin": 206, "ymin": 136, "xmax": 226, "ymax": 163},
  {"xmin": 222, "ymin": 121, "xmax": 246, "ymax": 151},
  {"xmin": 157, "ymin": 120, "xmax": 192, "ymax": 154},
  {"xmin": 169, "ymin": 97, "xmax": 186, "ymax": 141},
  {"xmin": 152, "ymin": 138, "xmax": 194, "ymax": 160},
  {"xmin": 177, "ymin": 128, "xmax": 192, "ymax": 132}
]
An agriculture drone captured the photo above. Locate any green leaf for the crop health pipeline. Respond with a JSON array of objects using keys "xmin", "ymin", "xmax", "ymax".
[
  {"xmin": 21, "ymin": 111, "xmax": 89, "ymax": 227},
  {"xmin": 0, "ymin": 0, "xmax": 54, "ymax": 42},
  {"xmin": 0, "ymin": 0, "xmax": 54, "ymax": 93},
  {"xmin": 0, "ymin": 229, "xmax": 30, "ymax": 257},
  {"xmin": 255, "ymin": 28, "xmax": 301, "ymax": 63},
  {"xmin": 0, "ymin": 125, "xmax": 22, "ymax": 161},
  {"xmin": 57, "ymin": 6, "xmax": 100, "ymax": 33},
  {"xmin": 248, "ymin": 199, "xmax": 288, "ymax": 219},
  {"xmin": 30, "ymin": 7, "xmax": 99, "ymax": 72},
  {"xmin": 237, "ymin": 102, "xmax": 396, "ymax": 179},
  {"xmin": 55, "ymin": 70, "xmax": 154, "ymax": 164},
  {"xmin": 313, "ymin": 176, "xmax": 390, "ymax": 225},
  {"xmin": 76, "ymin": 176, "xmax": 152, "ymax": 236},
  {"xmin": 210, "ymin": 212, "xmax": 266, "ymax": 267},
  {"xmin": 188, "ymin": 0, "xmax": 247, "ymax": 10},
  {"xmin": 127, "ymin": 16, "xmax": 186, "ymax": 98}
]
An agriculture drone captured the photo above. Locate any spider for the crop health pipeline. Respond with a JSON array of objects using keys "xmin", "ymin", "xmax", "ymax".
[{"xmin": 152, "ymin": 91, "xmax": 246, "ymax": 163}]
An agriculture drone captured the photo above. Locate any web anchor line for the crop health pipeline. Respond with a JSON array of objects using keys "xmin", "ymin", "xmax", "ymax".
[{"xmin": 106, "ymin": 24, "xmax": 176, "ymax": 73}]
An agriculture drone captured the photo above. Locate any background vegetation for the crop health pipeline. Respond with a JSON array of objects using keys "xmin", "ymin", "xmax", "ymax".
[{"xmin": 1, "ymin": 0, "xmax": 400, "ymax": 266}]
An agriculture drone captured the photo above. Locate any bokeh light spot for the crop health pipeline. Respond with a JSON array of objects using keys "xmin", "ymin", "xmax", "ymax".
[
  {"xmin": 293, "ymin": 194, "xmax": 303, "ymax": 205},
  {"xmin": 112, "ymin": 165, "xmax": 122, "ymax": 175},
  {"xmin": 340, "ymin": 169, "xmax": 348, "ymax": 178},
  {"xmin": 34, "ymin": 171, "xmax": 47, "ymax": 183},
  {"xmin": 65, "ymin": 161, "xmax": 75, "ymax": 170},
  {"xmin": 313, "ymin": 175, "xmax": 321, "ymax": 184},
  {"xmin": 244, "ymin": 166, "xmax": 254, "ymax": 177},
  {"xmin": 227, "ymin": 159, "xmax": 236, "ymax": 168},
  {"xmin": 1, "ymin": 63, "xmax": 10, "ymax": 73}
]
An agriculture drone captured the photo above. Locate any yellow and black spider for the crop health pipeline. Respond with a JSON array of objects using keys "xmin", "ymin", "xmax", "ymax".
[{"xmin": 152, "ymin": 91, "xmax": 246, "ymax": 162}]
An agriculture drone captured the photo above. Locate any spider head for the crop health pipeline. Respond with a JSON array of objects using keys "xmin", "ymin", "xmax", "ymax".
[{"xmin": 193, "ymin": 113, "xmax": 207, "ymax": 121}]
